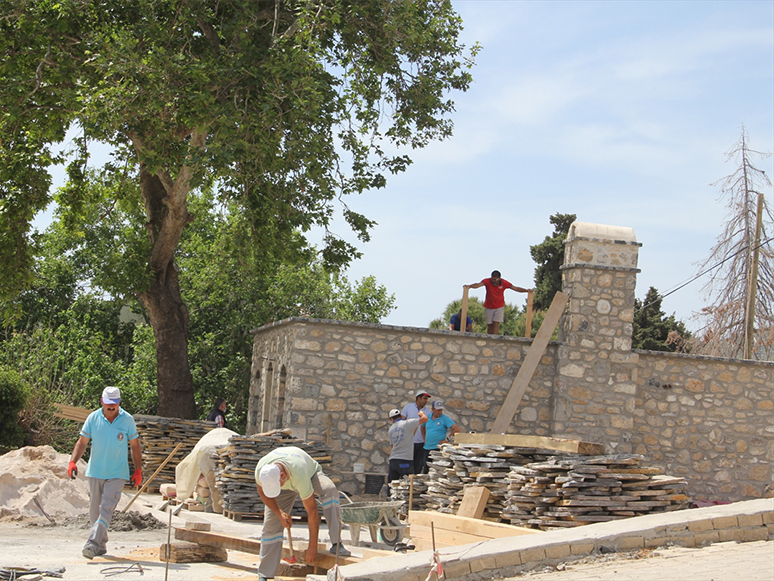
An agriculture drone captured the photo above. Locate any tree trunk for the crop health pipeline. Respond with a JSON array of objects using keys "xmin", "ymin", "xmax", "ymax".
[
  {"xmin": 136, "ymin": 160, "xmax": 198, "ymax": 419},
  {"xmin": 140, "ymin": 260, "xmax": 197, "ymax": 418}
]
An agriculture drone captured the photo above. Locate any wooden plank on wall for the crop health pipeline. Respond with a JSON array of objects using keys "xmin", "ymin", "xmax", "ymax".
[
  {"xmin": 490, "ymin": 291, "xmax": 568, "ymax": 434},
  {"xmin": 456, "ymin": 486, "xmax": 490, "ymax": 519},
  {"xmin": 455, "ymin": 433, "xmax": 605, "ymax": 456},
  {"xmin": 409, "ymin": 511, "xmax": 537, "ymax": 539}
]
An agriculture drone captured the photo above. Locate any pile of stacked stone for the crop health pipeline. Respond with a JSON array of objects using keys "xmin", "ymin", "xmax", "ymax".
[
  {"xmin": 422, "ymin": 443, "xmax": 554, "ymax": 520},
  {"xmin": 214, "ymin": 430, "xmax": 332, "ymax": 518},
  {"xmin": 134, "ymin": 415, "xmax": 215, "ymax": 489},
  {"xmin": 503, "ymin": 454, "xmax": 691, "ymax": 530},
  {"xmin": 389, "ymin": 474, "xmax": 430, "ymax": 516}
]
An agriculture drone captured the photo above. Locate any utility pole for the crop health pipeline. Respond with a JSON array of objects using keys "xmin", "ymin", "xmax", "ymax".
[{"xmin": 743, "ymin": 192, "xmax": 764, "ymax": 359}]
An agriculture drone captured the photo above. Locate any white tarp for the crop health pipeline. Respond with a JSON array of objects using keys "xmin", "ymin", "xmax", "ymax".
[{"xmin": 174, "ymin": 428, "xmax": 238, "ymax": 501}]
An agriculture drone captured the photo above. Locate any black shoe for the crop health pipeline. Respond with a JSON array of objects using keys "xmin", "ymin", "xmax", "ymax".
[{"xmin": 329, "ymin": 543, "xmax": 351, "ymax": 557}]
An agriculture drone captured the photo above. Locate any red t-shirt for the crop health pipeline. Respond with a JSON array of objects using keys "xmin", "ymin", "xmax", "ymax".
[{"xmin": 482, "ymin": 278, "xmax": 511, "ymax": 309}]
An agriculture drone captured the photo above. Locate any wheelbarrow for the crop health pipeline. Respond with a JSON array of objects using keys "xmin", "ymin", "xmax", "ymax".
[{"xmin": 340, "ymin": 500, "xmax": 407, "ymax": 547}]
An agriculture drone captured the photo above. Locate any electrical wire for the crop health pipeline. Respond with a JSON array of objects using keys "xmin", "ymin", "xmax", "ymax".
[{"xmin": 636, "ymin": 235, "xmax": 774, "ymax": 313}]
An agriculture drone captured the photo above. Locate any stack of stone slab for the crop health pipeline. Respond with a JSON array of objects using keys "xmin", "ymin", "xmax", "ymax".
[
  {"xmin": 389, "ymin": 474, "xmax": 430, "ymax": 516},
  {"xmin": 503, "ymin": 454, "xmax": 691, "ymax": 529},
  {"xmin": 134, "ymin": 415, "xmax": 215, "ymax": 489},
  {"xmin": 423, "ymin": 443, "xmax": 555, "ymax": 520},
  {"xmin": 214, "ymin": 431, "xmax": 332, "ymax": 518}
]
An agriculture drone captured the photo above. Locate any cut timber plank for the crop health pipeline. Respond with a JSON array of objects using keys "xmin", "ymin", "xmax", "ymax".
[
  {"xmin": 53, "ymin": 404, "xmax": 91, "ymax": 423},
  {"xmin": 457, "ymin": 486, "xmax": 490, "ymax": 519},
  {"xmin": 184, "ymin": 520, "xmax": 211, "ymax": 531},
  {"xmin": 159, "ymin": 541, "xmax": 227, "ymax": 563},
  {"xmin": 455, "ymin": 433, "xmax": 605, "ymax": 456},
  {"xmin": 408, "ymin": 524, "xmax": 491, "ymax": 550},
  {"xmin": 174, "ymin": 528, "xmax": 360, "ymax": 569},
  {"xmin": 409, "ymin": 511, "xmax": 537, "ymax": 539},
  {"xmin": 490, "ymin": 291, "xmax": 568, "ymax": 434}
]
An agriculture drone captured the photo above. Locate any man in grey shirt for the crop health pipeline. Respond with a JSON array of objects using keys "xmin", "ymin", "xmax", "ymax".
[{"xmin": 387, "ymin": 407, "xmax": 428, "ymax": 488}]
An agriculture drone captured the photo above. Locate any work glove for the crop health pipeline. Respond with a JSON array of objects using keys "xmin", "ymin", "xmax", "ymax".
[
  {"xmin": 130, "ymin": 468, "xmax": 142, "ymax": 488},
  {"xmin": 67, "ymin": 461, "xmax": 78, "ymax": 479}
]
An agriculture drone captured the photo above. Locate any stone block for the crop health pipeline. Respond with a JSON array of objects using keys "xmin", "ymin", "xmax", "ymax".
[
  {"xmin": 711, "ymin": 515, "xmax": 738, "ymax": 530},
  {"xmin": 520, "ymin": 547, "xmax": 546, "ymax": 564},
  {"xmin": 762, "ymin": 512, "xmax": 774, "ymax": 525},
  {"xmin": 687, "ymin": 519, "xmax": 713, "ymax": 532},
  {"xmin": 718, "ymin": 528, "xmax": 745, "ymax": 542},
  {"xmin": 544, "ymin": 544, "xmax": 571, "ymax": 559},
  {"xmin": 645, "ymin": 537, "xmax": 670, "ymax": 548},
  {"xmin": 737, "ymin": 514, "xmax": 764, "ymax": 528},
  {"xmin": 569, "ymin": 542, "xmax": 594, "ymax": 556},
  {"xmin": 618, "ymin": 536, "xmax": 643, "ymax": 550},
  {"xmin": 469, "ymin": 556, "xmax": 497, "ymax": 573},
  {"xmin": 442, "ymin": 561, "xmax": 471, "ymax": 578},
  {"xmin": 743, "ymin": 527, "xmax": 769, "ymax": 542},
  {"xmin": 693, "ymin": 531, "xmax": 720, "ymax": 546},
  {"xmin": 494, "ymin": 551, "xmax": 522, "ymax": 568}
]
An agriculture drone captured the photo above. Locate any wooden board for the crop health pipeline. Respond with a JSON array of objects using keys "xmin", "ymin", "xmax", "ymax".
[
  {"xmin": 456, "ymin": 486, "xmax": 490, "ymax": 519},
  {"xmin": 173, "ymin": 528, "xmax": 360, "ymax": 569},
  {"xmin": 184, "ymin": 520, "xmax": 211, "ymax": 531},
  {"xmin": 490, "ymin": 291, "xmax": 568, "ymax": 434},
  {"xmin": 53, "ymin": 404, "xmax": 91, "ymax": 422},
  {"xmin": 159, "ymin": 541, "xmax": 227, "ymax": 563},
  {"xmin": 409, "ymin": 510, "xmax": 537, "ymax": 539},
  {"xmin": 455, "ymin": 433, "xmax": 605, "ymax": 456}
]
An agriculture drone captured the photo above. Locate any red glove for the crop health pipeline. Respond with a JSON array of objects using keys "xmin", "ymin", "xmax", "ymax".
[
  {"xmin": 67, "ymin": 461, "xmax": 78, "ymax": 479},
  {"xmin": 130, "ymin": 468, "xmax": 142, "ymax": 488}
]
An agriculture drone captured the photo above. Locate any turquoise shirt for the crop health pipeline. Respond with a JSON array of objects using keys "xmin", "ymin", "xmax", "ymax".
[
  {"xmin": 81, "ymin": 408, "xmax": 139, "ymax": 480},
  {"xmin": 423, "ymin": 413, "xmax": 456, "ymax": 451},
  {"xmin": 255, "ymin": 446, "xmax": 321, "ymax": 500}
]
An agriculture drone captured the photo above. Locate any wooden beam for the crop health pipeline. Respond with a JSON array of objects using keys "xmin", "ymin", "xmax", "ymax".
[
  {"xmin": 490, "ymin": 291, "xmax": 568, "ymax": 434},
  {"xmin": 173, "ymin": 528, "xmax": 360, "ymax": 569},
  {"xmin": 409, "ymin": 511, "xmax": 537, "ymax": 539},
  {"xmin": 456, "ymin": 486, "xmax": 490, "ymax": 519},
  {"xmin": 455, "ymin": 433, "xmax": 605, "ymax": 456},
  {"xmin": 459, "ymin": 286, "xmax": 469, "ymax": 333},
  {"xmin": 159, "ymin": 541, "xmax": 227, "ymax": 563},
  {"xmin": 525, "ymin": 289, "xmax": 533, "ymax": 338},
  {"xmin": 53, "ymin": 404, "xmax": 91, "ymax": 422}
]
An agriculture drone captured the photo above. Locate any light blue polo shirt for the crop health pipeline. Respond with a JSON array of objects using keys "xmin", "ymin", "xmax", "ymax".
[{"xmin": 81, "ymin": 408, "xmax": 139, "ymax": 480}]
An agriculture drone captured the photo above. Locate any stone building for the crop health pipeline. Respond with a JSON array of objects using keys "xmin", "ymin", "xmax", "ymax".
[{"xmin": 248, "ymin": 222, "xmax": 773, "ymax": 501}]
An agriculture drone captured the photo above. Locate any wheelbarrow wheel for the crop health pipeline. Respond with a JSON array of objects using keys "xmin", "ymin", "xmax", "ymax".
[{"xmin": 378, "ymin": 516, "xmax": 403, "ymax": 546}]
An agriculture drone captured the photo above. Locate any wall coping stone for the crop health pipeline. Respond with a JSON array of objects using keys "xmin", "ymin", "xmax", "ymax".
[
  {"xmin": 330, "ymin": 499, "xmax": 774, "ymax": 581},
  {"xmin": 560, "ymin": 263, "xmax": 642, "ymax": 273},
  {"xmin": 635, "ymin": 348, "xmax": 774, "ymax": 367}
]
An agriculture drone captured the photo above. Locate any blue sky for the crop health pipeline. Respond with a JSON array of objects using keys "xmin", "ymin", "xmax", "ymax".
[
  {"xmin": 332, "ymin": 0, "xmax": 774, "ymax": 331},
  {"xmin": 34, "ymin": 1, "xmax": 774, "ymax": 333}
]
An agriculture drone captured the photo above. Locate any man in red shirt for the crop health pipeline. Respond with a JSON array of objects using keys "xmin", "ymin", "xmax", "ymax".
[{"xmin": 465, "ymin": 270, "xmax": 531, "ymax": 334}]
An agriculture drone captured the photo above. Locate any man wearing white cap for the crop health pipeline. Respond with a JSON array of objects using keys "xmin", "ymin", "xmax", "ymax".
[
  {"xmin": 387, "ymin": 407, "xmax": 428, "ymax": 487},
  {"xmin": 401, "ymin": 389, "xmax": 432, "ymax": 473},
  {"xmin": 67, "ymin": 386, "xmax": 142, "ymax": 560},
  {"xmin": 255, "ymin": 446, "xmax": 349, "ymax": 580}
]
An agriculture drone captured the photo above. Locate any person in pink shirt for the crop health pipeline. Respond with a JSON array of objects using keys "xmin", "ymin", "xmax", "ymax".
[{"xmin": 465, "ymin": 270, "xmax": 531, "ymax": 334}]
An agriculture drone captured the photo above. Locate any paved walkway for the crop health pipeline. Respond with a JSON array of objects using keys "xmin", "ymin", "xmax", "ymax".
[{"xmin": 499, "ymin": 540, "xmax": 774, "ymax": 581}]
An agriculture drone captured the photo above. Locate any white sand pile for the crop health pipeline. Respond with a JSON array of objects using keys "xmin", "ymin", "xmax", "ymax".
[{"xmin": 0, "ymin": 446, "xmax": 90, "ymax": 523}]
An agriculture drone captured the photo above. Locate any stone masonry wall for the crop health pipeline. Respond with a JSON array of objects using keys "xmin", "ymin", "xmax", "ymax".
[
  {"xmin": 248, "ymin": 320, "xmax": 557, "ymax": 494},
  {"xmin": 633, "ymin": 351, "xmax": 774, "ymax": 501}
]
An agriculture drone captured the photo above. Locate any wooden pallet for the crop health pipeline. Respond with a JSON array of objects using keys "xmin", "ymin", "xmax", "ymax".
[{"xmin": 223, "ymin": 508, "xmax": 263, "ymax": 522}]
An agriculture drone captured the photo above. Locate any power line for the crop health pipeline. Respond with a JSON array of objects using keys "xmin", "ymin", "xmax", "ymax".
[{"xmin": 636, "ymin": 236, "xmax": 774, "ymax": 314}]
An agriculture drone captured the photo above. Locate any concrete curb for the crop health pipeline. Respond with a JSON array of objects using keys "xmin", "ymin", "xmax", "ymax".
[{"xmin": 327, "ymin": 498, "xmax": 774, "ymax": 581}]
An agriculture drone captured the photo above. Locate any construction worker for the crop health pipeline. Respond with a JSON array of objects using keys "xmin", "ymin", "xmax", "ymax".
[
  {"xmin": 465, "ymin": 270, "xmax": 531, "ymax": 334},
  {"xmin": 67, "ymin": 386, "xmax": 142, "ymax": 560},
  {"xmin": 255, "ymin": 446, "xmax": 350, "ymax": 580},
  {"xmin": 387, "ymin": 407, "xmax": 428, "ymax": 486}
]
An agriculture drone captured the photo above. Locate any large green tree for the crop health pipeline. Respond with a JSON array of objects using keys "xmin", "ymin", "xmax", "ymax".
[
  {"xmin": 529, "ymin": 213, "xmax": 576, "ymax": 310},
  {"xmin": 1, "ymin": 0, "xmax": 476, "ymax": 416},
  {"xmin": 632, "ymin": 287, "xmax": 691, "ymax": 352}
]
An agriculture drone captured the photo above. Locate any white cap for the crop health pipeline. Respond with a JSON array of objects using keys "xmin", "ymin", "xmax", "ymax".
[
  {"xmin": 101, "ymin": 386, "xmax": 121, "ymax": 405},
  {"xmin": 431, "ymin": 400, "xmax": 444, "ymax": 410},
  {"xmin": 259, "ymin": 464, "xmax": 282, "ymax": 498},
  {"xmin": 388, "ymin": 409, "xmax": 402, "ymax": 419}
]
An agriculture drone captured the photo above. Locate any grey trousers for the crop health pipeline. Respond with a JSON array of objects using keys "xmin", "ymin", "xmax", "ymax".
[
  {"xmin": 258, "ymin": 472, "xmax": 342, "ymax": 577},
  {"xmin": 86, "ymin": 477, "xmax": 124, "ymax": 553},
  {"xmin": 198, "ymin": 449, "xmax": 223, "ymax": 512}
]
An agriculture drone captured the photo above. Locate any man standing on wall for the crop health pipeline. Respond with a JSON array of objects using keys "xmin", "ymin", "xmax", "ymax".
[
  {"xmin": 401, "ymin": 390, "xmax": 432, "ymax": 473},
  {"xmin": 67, "ymin": 386, "xmax": 142, "ymax": 559},
  {"xmin": 465, "ymin": 270, "xmax": 531, "ymax": 335},
  {"xmin": 387, "ymin": 407, "xmax": 428, "ymax": 489},
  {"xmin": 255, "ymin": 446, "xmax": 350, "ymax": 581}
]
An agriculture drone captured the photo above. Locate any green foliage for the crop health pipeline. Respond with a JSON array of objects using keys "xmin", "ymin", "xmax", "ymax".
[
  {"xmin": 530, "ymin": 213, "xmax": 576, "ymax": 310},
  {"xmin": 0, "ymin": 366, "xmax": 29, "ymax": 449},
  {"xmin": 633, "ymin": 287, "xmax": 692, "ymax": 352}
]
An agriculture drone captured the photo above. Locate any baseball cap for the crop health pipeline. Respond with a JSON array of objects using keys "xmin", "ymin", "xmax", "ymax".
[
  {"xmin": 388, "ymin": 409, "xmax": 402, "ymax": 419},
  {"xmin": 101, "ymin": 386, "xmax": 121, "ymax": 405},
  {"xmin": 259, "ymin": 464, "xmax": 282, "ymax": 498},
  {"xmin": 415, "ymin": 389, "xmax": 431, "ymax": 398},
  {"xmin": 431, "ymin": 400, "xmax": 444, "ymax": 410}
]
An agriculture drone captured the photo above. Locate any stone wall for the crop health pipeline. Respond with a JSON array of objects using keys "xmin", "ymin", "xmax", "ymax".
[
  {"xmin": 248, "ymin": 321, "xmax": 557, "ymax": 494},
  {"xmin": 633, "ymin": 351, "xmax": 774, "ymax": 501},
  {"xmin": 248, "ymin": 221, "xmax": 773, "ymax": 502}
]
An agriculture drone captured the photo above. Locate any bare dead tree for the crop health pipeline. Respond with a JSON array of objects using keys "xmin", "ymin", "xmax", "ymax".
[{"xmin": 691, "ymin": 127, "xmax": 774, "ymax": 360}]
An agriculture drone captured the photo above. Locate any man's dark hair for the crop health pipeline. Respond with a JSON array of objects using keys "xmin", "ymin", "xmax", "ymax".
[
  {"xmin": 491, "ymin": 270, "xmax": 501, "ymax": 278},
  {"xmin": 213, "ymin": 397, "xmax": 226, "ymax": 409}
]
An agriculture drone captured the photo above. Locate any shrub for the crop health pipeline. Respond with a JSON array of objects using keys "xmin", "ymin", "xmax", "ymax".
[{"xmin": 0, "ymin": 367, "xmax": 29, "ymax": 449}]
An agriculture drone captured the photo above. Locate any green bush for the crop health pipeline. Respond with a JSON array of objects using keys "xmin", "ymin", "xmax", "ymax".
[{"xmin": 0, "ymin": 367, "xmax": 29, "ymax": 449}]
